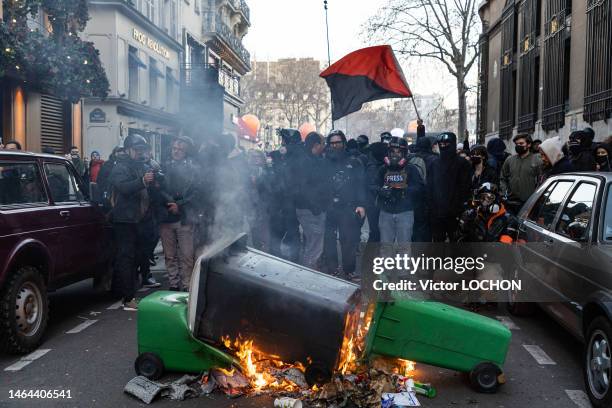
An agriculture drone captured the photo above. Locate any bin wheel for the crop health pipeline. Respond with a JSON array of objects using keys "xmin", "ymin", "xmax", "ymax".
[
  {"xmin": 135, "ymin": 353, "xmax": 165, "ymax": 380},
  {"xmin": 305, "ymin": 361, "xmax": 331, "ymax": 387},
  {"xmin": 469, "ymin": 362, "xmax": 502, "ymax": 393}
]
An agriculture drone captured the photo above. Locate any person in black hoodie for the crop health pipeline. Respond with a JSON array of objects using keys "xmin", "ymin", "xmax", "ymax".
[
  {"xmin": 595, "ymin": 143, "xmax": 611, "ymax": 172},
  {"xmin": 322, "ymin": 130, "xmax": 367, "ymax": 280},
  {"xmin": 365, "ymin": 142, "xmax": 388, "ymax": 242},
  {"xmin": 347, "ymin": 138, "xmax": 369, "ymax": 167},
  {"xmin": 568, "ymin": 130, "xmax": 597, "ymax": 172},
  {"xmin": 538, "ymin": 136, "xmax": 574, "ymax": 185},
  {"xmin": 294, "ymin": 132, "xmax": 331, "ymax": 269},
  {"xmin": 426, "ymin": 132, "xmax": 473, "ymax": 242},
  {"xmin": 357, "ymin": 135, "xmax": 369, "ymax": 155},
  {"xmin": 373, "ymin": 137, "xmax": 425, "ymax": 244},
  {"xmin": 470, "ymin": 145, "xmax": 499, "ymax": 192},
  {"xmin": 486, "ymin": 137, "xmax": 510, "ymax": 178}
]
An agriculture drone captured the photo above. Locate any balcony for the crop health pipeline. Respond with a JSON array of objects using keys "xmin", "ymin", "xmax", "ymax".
[
  {"xmin": 181, "ymin": 63, "xmax": 241, "ymax": 98},
  {"xmin": 203, "ymin": 14, "xmax": 251, "ymax": 71}
]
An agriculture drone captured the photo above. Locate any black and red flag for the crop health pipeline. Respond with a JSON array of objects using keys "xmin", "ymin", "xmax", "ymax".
[{"xmin": 320, "ymin": 45, "xmax": 412, "ymax": 121}]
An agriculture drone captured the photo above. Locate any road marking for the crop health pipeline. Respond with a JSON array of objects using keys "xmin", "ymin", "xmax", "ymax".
[
  {"xmin": 4, "ymin": 349, "xmax": 51, "ymax": 372},
  {"xmin": 496, "ymin": 315, "xmax": 520, "ymax": 330},
  {"xmin": 107, "ymin": 300, "xmax": 123, "ymax": 310},
  {"xmin": 565, "ymin": 390, "xmax": 593, "ymax": 408},
  {"xmin": 523, "ymin": 344, "xmax": 556, "ymax": 365},
  {"xmin": 66, "ymin": 319, "xmax": 98, "ymax": 334}
]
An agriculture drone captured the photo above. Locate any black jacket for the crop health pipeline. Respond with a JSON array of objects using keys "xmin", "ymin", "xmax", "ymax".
[
  {"xmin": 326, "ymin": 152, "xmax": 367, "ymax": 210},
  {"xmin": 570, "ymin": 149, "xmax": 597, "ymax": 172},
  {"xmin": 294, "ymin": 151, "xmax": 331, "ymax": 215},
  {"xmin": 373, "ymin": 163, "xmax": 425, "ymax": 213},
  {"xmin": 427, "ymin": 153, "xmax": 473, "ymax": 219},
  {"xmin": 539, "ymin": 156, "xmax": 575, "ymax": 185},
  {"xmin": 159, "ymin": 158, "xmax": 202, "ymax": 225},
  {"xmin": 471, "ymin": 164, "xmax": 499, "ymax": 192},
  {"xmin": 109, "ymin": 157, "xmax": 149, "ymax": 223}
]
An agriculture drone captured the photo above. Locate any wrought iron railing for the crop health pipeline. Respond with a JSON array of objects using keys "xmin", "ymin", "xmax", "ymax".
[
  {"xmin": 203, "ymin": 14, "xmax": 251, "ymax": 68},
  {"xmin": 181, "ymin": 63, "xmax": 241, "ymax": 97}
]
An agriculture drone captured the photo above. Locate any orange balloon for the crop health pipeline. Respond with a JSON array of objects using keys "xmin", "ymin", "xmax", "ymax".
[
  {"xmin": 299, "ymin": 123, "xmax": 316, "ymax": 141},
  {"xmin": 239, "ymin": 114, "xmax": 260, "ymax": 138}
]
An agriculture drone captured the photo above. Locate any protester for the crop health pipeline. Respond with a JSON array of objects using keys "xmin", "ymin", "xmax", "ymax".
[
  {"xmin": 4, "ymin": 140, "xmax": 22, "ymax": 150},
  {"xmin": 347, "ymin": 139, "xmax": 369, "ymax": 167},
  {"xmin": 595, "ymin": 143, "xmax": 611, "ymax": 172},
  {"xmin": 380, "ymin": 131, "xmax": 392, "ymax": 144},
  {"xmin": 411, "ymin": 135, "xmax": 438, "ymax": 242},
  {"xmin": 426, "ymin": 132, "xmax": 472, "ymax": 242},
  {"xmin": 470, "ymin": 145, "xmax": 498, "ymax": 192},
  {"xmin": 500, "ymin": 134, "xmax": 541, "ymax": 212},
  {"xmin": 247, "ymin": 149, "xmax": 273, "ymax": 252},
  {"xmin": 486, "ymin": 137, "xmax": 509, "ymax": 177},
  {"xmin": 365, "ymin": 141, "xmax": 388, "ymax": 243},
  {"xmin": 85, "ymin": 151, "xmax": 105, "ymax": 182},
  {"xmin": 459, "ymin": 183, "xmax": 514, "ymax": 243},
  {"xmin": 159, "ymin": 136, "xmax": 200, "ymax": 291},
  {"xmin": 109, "ymin": 134, "xmax": 156, "ymax": 311},
  {"xmin": 373, "ymin": 137, "xmax": 424, "ymax": 244},
  {"xmin": 68, "ymin": 145, "xmax": 86, "ymax": 177},
  {"xmin": 97, "ymin": 147, "xmax": 126, "ymax": 215},
  {"xmin": 531, "ymin": 139, "xmax": 542, "ymax": 154},
  {"xmin": 322, "ymin": 130, "xmax": 366, "ymax": 280},
  {"xmin": 568, "ymin": 130, "xmax": 597, "ymax": 172},
  {"xmin": 294, "ymin": 132, "xmax": 331, "ymax": 269},
  {"xmin": 356, "ymin": 135, "xmax": 369, "ymax": 155},
  {"xmin": 538, "ymin": 136, "xmax": 574, "ymax": 185}
]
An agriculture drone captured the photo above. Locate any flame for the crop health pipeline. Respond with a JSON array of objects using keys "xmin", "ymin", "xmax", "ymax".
[
  {"xmin": 398, "ymin": 359, "xmax": 416, "ymax": 376},
  {"xmin": 221, "ymin": 335, "xmax": 304, "ymax": 392}
]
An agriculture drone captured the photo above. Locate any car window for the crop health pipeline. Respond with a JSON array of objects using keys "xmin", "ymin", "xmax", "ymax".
[
  {"xmin": 555, "ymin": 183, "xmax": 597, "ymax": 241},
  {"xmin": 527, "ymin": 180, "xmax": 574, "ymax": 230},
  {"xmin": 44, "ymin": 162, "xmax": 86, "ymax": 203},
  {"xmin": 604, "ymin": 185, "xmax": 612, "ymax": 243},
  {"xmin": 0, "ymin": 162, "xmax": 48, "ymax": 207}
]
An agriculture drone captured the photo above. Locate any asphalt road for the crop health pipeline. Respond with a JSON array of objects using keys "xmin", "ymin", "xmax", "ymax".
[{"xmin": 0, "ymin": 263, "xmax": 591, "ymax": 408}]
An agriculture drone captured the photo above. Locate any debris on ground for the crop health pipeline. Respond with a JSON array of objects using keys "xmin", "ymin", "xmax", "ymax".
[{"xmin": 124, "ymin": 375, "xmax": 201, "ymax": 404}]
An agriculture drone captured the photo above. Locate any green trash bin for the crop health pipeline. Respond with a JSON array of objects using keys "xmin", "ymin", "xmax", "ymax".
[{"xmin": 364, "ymin": 299, "xmax": 511, "ymax": 393}]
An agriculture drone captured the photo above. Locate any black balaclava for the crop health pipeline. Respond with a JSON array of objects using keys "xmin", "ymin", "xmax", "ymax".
[{"xmin": 438, "ymin": 132, "xmax": 457, "ymax": 161}]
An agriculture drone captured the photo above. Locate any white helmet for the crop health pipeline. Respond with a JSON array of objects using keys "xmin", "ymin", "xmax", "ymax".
[{"xmin": 390, "ymin": 128, "xmax": 404, "ymax": 138}]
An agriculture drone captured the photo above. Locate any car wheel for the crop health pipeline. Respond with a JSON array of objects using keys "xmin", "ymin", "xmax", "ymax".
[
  {"xmin": 584, "ymin": 317, "xmax": 612, "ymax": 408},
  {"xmin": 469, "ymin": 362, "xmax": 502, "ymax": 393},
  {"xmin": 0, "ymin": 266, "xmax": 49, "ymax": 354},
  {"xmin": 506, "ymin": 268, "xmax": 536, "ymax": 316},
  {"xmin": 135, "ymin": 353, "xmax": 165, "ymax": 380}
]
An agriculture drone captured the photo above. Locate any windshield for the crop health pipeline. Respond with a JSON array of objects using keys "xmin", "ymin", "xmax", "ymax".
[{"xmin": 605, "ymin": 184, "xmax": 612, "ymax": 242}]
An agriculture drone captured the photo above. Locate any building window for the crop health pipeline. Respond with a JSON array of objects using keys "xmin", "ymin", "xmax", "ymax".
[
  {"xmin": 170, "ymin": 0, "xmax": 178, "ymax": 38},
  {"xmin": 517, "ymin": 0, "xmax": 540, "ymax": 134},
  {"xmin": 500, "ymin": 1, "xmax": 517, "ymax": 140},
  {"xmin": 143, "ymin": 0, "xmax": 155, "ymax": 21},
  {"xmin": 195, "ymin": 0, "xmax": 199, "ymax": 13},
  {"xmin": 542, "ymin": 0, "xmax": 571, "ymax": 131},
  {"xmin": 584, "ymin": 0, "xmax": 612, "ymax": 123},
  {"xmin": 149, "ymin": 57, "xmax": 164, "ymax": 108},
  {"xmin": 128, "ymin": 46, "xmax": 145, "ymax": 103}
]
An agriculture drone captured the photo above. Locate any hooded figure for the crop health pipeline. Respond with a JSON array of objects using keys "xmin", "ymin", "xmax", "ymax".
[
  {"xmin": 538, "ymin": 136, "xmax": 574, "ymax": 185},
  {"xmin": 426, "ymin": 132, "xmax": 473, "ymax": 242},
  {"xmin": 595, "ymin": 143, "xmax": 611, "ymax": 172},
  {"xmin": 568, "ymin": 130, "xmax": 597, "ymax": 172},
  {"xmin": 486, "ymin": 138, "xmax": 510, "ymax": 177},
  {"xmin": 365, "ymin": 141, "xmax": 389, "ymax": 243}
]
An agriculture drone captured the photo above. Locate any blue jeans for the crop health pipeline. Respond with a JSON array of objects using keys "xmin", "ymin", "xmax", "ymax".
[{"xmin": 379, "ymin": 210, "xmax": 415, "ymax": 244}]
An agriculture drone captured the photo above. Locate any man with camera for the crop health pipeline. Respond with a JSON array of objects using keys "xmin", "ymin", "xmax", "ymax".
[
  {"xmin": 109, "ymin": 134, "xmax": 157, "ymax": 311},
  {"xmin": 158, "ymin": 136, "xmax": 201, "ymax": 292}
]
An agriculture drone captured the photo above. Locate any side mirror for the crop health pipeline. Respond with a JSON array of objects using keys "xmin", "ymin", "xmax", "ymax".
[{"xmin": 89, "ymin": 182, "xmax": 102, "ymax": 205}]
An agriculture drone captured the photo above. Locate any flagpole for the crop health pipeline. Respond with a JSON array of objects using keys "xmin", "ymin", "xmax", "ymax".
[
  {"xmin": 410, "ymin": 95, "xmax": 422, "ymax": 122},
  {"xmin": 324, "ymin": 0, "xmax": 334, "ymax": 131}
]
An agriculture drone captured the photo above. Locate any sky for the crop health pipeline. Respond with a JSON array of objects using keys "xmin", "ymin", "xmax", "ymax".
[{"xmin": 242, "ymin": 0, "xmax": 464, "ymax": 107}]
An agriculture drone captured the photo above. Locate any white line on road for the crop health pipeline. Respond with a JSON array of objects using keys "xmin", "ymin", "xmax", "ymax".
[
  {"xmin": 107, "ymin": 300, "xmax": 123, "ymax": 310},
  {"xmin": 523, "ymin": 344, "xmax": 557, "ymax": 365},
  {"xmin": 66, "ymin": 319, "xmax": 98, "ymax": 334},
  {"xmin": 565, "ymin": 390, "xmax": 593, "ymax": 408},
  {"xmin": 4, "ymin": 349, "xmax": 51, "ymax": 372},
  {"xmin": 496, "ymin": 315, "xmax": 520, "ymax": 330}
]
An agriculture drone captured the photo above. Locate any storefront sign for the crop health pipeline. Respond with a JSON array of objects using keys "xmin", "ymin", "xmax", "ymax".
[
  {"xmin": 89, "ymin": 108, "xmax": 106, "ymax": 123},
  {"xmin": 133, "ymin": 28, "xmax": 170, "ymax": 59}
]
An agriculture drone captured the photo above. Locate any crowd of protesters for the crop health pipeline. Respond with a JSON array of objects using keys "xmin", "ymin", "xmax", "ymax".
[{"xmin": 2, "ymin": 126, "xmax": 611, "ymax": 310}]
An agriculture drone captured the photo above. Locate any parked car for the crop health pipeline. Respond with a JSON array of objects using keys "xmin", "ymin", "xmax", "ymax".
[
  {"xmin": 508, "ymin": 172, "xmax": 612, "ymax": 407},
  {"xmin": 0, "ymin": 150, "xmax": 113, "ymax": 354}
]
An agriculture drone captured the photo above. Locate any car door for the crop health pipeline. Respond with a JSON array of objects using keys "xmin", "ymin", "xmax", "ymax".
[
  {"xmin": 516, "ymin": 179, "xmax": 575, "ymax": 301},
  {"xmin": 0, "ymin": 157, "xmax": 62, "ymax": 283},
  {"xmin": 545, "ymin": 179, "xmax": 600, "ymax": 336},
  {"xmin": 43, "ymin": 160, "xmax": 99, "ymax": 283}
]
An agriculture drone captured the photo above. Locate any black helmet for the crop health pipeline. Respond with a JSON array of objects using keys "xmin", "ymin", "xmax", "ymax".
[
  {"xmin": 388, "ymin": 136, "xmax": 408, "ymax": 152},
  {"xmin": 380, "ymin": 131, "xmax": 392, "ymax": 143},
  {"xmin": 124, "ymin": 133, "xmax": 150, "ymax": 150},
  {"xmin": 357, "ymin": 134, "xmax": 369, "ymax": 147},
  {"xmin": 278, "ymin": 128, "xmax": 302, "ymax": 145}
]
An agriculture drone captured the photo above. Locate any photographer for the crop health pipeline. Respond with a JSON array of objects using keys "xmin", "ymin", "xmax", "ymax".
[
  {"xmin": 109, "ymin": 134, "xmax": 157, "ymax": 311},
  {"xmin": 159, "ymin": 136, "xmax": 201, "ymax": 292}
]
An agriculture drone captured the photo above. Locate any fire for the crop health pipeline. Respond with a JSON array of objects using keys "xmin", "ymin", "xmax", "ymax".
[
  {"xmin": 221, "ymin": 335, "xmax": 305, "ymax": 392},
  {"xmin": 398, "ymin": 359, "xmax": 416, "ymax": 376}
]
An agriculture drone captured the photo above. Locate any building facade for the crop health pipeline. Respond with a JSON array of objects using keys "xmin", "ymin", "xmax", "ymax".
[
  {"xmin": 478, "ymin": 0, "xmax": 612, "ymax": 144},
  {"xmin": 83, "ymin": 0, "xmax": 183, "ymax": 162},
  {"xmin": 180, "ymin": 0, "xmax": 251, "ymax": 146}
]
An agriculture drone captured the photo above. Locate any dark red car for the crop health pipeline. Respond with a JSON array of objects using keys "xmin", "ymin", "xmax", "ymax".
[{"xmin": 0, "ymin": 150, "xmax": 112, "ymax": 354}]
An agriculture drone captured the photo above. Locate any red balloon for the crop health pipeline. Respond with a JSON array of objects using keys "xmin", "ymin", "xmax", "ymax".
[
  {"xmin": 238, "ymin": 114, "xmax": 260, "ymax": 138},
  {"xmin": 299, "ymin": 123, "xmax": 316, "ymax": 141}
]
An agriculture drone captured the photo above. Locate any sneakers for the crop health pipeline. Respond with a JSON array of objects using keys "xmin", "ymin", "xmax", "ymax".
[
  {"xmin": 143, "ymin": 277, "xmax": 161, "ymax": 288},
  {"xmin": 122, "ymin": 299, "xmax": 139, "ymax": 311}
]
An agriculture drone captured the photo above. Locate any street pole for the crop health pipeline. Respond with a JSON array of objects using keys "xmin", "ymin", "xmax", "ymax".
[{"xmin": 324, "ymin": 0, "xmax": 334, "ymax": 131}]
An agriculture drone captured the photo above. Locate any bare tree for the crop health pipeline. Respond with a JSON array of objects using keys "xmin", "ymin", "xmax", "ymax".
[{"xmin": 366, "ymin": 0, "xmax": 480, "ymax": 137}]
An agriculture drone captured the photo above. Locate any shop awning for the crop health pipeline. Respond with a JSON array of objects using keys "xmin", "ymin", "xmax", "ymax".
[{"xmin": 129, "ymin": 51, "xmax": 147, "ymax": 69}]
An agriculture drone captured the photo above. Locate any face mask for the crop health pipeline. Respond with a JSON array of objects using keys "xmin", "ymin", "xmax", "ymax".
[
  {"xmin": 596, "ymin": 155, "xmax": 609, "ymax": 166},
  {"xmin": 471, "ymin": 156, "xmax": 483, "ymax": 165},
  {"xmin": 568, "ymin": 143, "xmax": 582, "ymax": 155},
  {"xmin": 515, "ymin": 145, "xmax": 528, "ymax": 155}
]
